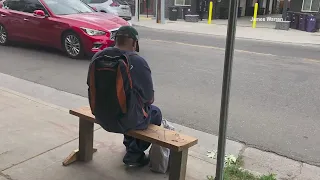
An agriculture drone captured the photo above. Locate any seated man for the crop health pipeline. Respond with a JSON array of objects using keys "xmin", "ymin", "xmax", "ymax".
[{"xmin": 88, "ymin": 26, "xmax": 162, "ymax": 167}]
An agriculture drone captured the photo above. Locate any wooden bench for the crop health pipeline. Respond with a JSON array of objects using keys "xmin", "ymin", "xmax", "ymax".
[{"xmin": 63, "ymin": 106, "xmax": 198, "ymax": 180}]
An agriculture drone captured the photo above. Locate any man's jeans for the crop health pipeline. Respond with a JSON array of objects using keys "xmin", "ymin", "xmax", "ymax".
[{"xmin": 123, "ymin": 105, "xmax": 162, "ymax": 164}]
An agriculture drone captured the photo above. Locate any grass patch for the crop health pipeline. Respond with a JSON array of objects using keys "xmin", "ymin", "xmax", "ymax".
[
  {"xmin": 207, "ymin": 165, "xmax": 276, "ymax": 180},
  {"xmin": 206, "ymin": 151, "xmax": 276, "ymax": 180},
  {"xmin": 223, "ymin": 165, "xmax": 276, "ymax": 180}
]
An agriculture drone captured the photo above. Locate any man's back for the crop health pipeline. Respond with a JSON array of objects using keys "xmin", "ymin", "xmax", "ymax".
[
  {"xmin": 89, "ymin": 47, "xmax": 154, "ymax": 132},
  {"xmin": 88, "ymin": 25, "xmax": 163, "ymax": 167}
]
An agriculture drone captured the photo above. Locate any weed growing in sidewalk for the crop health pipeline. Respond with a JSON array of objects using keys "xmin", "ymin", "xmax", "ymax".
[{"xmin": 206, "ymin": 151, "xmax": 276, "ymax": 180}]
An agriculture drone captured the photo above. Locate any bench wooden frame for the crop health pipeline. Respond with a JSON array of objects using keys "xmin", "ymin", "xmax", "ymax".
[{"xmin": 63, "ymin": 106, "xmax": 198, "ymax": 180}]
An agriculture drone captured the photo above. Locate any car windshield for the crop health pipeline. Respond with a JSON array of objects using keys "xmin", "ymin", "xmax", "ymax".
[
  {"xmin": 43, "ymin": 0, "xmax": 94, "ymax": 15},
  {"xmin": 83, "ymin": 0, "xmax": 129, "ymax": 5},
  {"xmin": 83, "ymin": 0, "xmax": 108, "ymax": 3},
  {"xmin": 115, "ymin": 0, "xmax": 129, "ymax": 5}
]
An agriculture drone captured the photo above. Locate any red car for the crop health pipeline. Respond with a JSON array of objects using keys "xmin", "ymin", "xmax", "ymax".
[{"xmin": 0, "ymin": 0, "xmax": 131, "ymax": 58}]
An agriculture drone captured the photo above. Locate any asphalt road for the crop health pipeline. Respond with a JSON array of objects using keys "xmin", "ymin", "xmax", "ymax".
[
  {"xmin": 1, "ymin": 26, "xmax": 320, "ymax": 166},
  {"xmin": 136, "ymin": 26, "xmax": 320, "ymax": 60}
]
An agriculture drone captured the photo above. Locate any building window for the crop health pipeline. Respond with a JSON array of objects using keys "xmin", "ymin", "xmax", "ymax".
[
  {"xmin": 174, "ymin": 0, "xmax": 191, "ymax": 6},
  {"xmin": 302, "ymin": 0, "xmax": 320, "ymax": 12}
]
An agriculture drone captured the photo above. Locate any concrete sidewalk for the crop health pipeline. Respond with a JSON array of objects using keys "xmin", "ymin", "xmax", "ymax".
[
  {"xmin": 0, "ymin": 82, "xmax": 320, "ymax": 180},
  {"xmin": 132, "ymin": 17, "xmax": 320, "ymax": 46}
]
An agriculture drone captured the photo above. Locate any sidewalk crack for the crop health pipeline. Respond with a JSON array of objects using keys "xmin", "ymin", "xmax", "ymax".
[
  {"xmin": 0, "ymin": 172, "xmax": 13, "ymax": 180},
  {"xmin": 188, "ymin": 153, "xmax": 215, "ymax": 165},
  {"xmin": 238, "ymin": 145, "xmax": 247, "ymax": 157},
  {"xmin": 289, "ymin": 162, "xmax": 303, "ymax": 180},
  {"xmin": 0, "ymin": 151, "xmax": 9, "ymax": 157}
]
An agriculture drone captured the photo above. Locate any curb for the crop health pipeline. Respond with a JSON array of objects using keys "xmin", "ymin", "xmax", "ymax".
[{"xmin": 0, "ymin": 87, "xmax": 69, "ymax": 113}]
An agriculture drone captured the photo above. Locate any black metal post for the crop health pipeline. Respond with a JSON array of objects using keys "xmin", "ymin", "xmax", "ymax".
[
  {"xmin": 282, "ymin": 0, "xmax": 289, "ymax": 21},
  {"xmin": 138, "ymin": 0, "xmax": 140, "ymax": 21},
  {"xmin": 156, "ymin": 0, "xmax": 161, "ymax": 23},
  {"xmin": 147, "ymin": 0, "xmax": 149, "ymax": 17},
  {"xmin": 215, "ymin": 0, "xmax": 238, "ymax": 179}
]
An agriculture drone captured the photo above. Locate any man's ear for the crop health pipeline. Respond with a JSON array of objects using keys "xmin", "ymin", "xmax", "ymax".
[{"xmin": 135, "ymin": 41, "xmax": 139, "ymax": 52}]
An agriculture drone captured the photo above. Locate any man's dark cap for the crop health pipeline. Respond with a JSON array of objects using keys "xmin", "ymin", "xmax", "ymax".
[{"xmin": 115, "ymin": 26, "xmax": 139, "ymax": 52}]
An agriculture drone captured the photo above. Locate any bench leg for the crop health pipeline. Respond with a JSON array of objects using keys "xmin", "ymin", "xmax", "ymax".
[
  {"xmin": 169, "ymin": 149, "xmax": 188, "ymax": 180},
  {"xmin": 62, "ymin": 118, "xmax": 97, "ymax": 166},
  {"xmin": 62, "ymin": 148, "xmax": 97, "ymax": 166}
]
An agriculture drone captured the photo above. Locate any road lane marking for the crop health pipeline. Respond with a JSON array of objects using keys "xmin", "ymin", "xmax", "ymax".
[
  {"xmin": 142, "ymin": 38, "xmax": 320, "ymax": 63},
  {"xmin": 303, "ymin": 58, "xmax": 320, "ymax": 63},
  {"xmin": 139, "ymin": 17, "xmax": 152, "ymax": 20},
  {"xmin": 143, "ymin": 38, "xmax": 277, "ymax": 56}
]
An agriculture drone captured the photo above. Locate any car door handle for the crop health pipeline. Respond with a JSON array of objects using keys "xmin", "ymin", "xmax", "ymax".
[
  {"xmin": 0, "ymin": 14, "xmax": 6, "ymax": 17},
  {"xmin": 24, "ymin": 18, "xmax": 29, "ymax": 21}
]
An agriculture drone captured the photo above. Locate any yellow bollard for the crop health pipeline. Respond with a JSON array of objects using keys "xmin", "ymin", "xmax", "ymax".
[
  {"xmin": 208, "ymin": 1, "xmax": 213, "ymax": 24},
  {"xmin": 252, "ymin": 3, "xmax": 258, "ymax": 28}
]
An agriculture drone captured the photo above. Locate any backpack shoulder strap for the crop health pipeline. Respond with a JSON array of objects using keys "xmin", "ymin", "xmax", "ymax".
[
  {"xmin": 123, "ymin": 53, "xmax": 149, "ymax": 118},
  {"xmin": 88, "ymin": 59, "xmax": 97, "ymax": 113},
  {"xmin": 121, "ymin": 51, "xmax": 137, "ymax": 70},
  {"xmin": 127, "ymin": 52, "xmax": 138, "ymax": 58}
]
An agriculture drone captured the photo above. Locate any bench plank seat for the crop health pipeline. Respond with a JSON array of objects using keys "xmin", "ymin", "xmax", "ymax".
[
  {"xmin": 70, "ymin": 106, "xmax": 198, "ymax": 151},
  {"xmin": 64, "ymin": 106, "xmax": 198, "ymax": 180}
]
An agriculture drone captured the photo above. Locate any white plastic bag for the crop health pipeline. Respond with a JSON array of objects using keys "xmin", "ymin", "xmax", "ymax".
[{"xmin": 149, "ymin": 119, "xmax": 175, "ymax": 173}]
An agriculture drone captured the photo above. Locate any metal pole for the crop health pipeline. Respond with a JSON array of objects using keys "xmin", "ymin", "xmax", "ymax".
[
  {"xmin": 208, "ymin": 0, "xmax": 213, "ymax": 24},
  {"xmin": 155, "ymin": 0, "xmax": 157, "ymax": 17},
  {"xmin": 135, "ymin": 0, "xmax": 139, "ymax": 21},
  {"xmin": 160, "ymin": 0, "xmax": 165, "ymax": 23},
  {"xmin": 138, "ymin": 0, "xmax": 140, "ymax": 20},
  {"xmin": 252, "ymin": 3, "xmax": 258, "ymax": 28},
  {"xmin": 282, "ymin": 0, "xmax": 288, "ymax": 21},
  {"xmin": 147, "ymin": 0, "xmax": 149, "ymax": 17},
  {"xmin": 215, "ymin": 0, "xmax": 238, "ymax": 179},
  {"xmin": 156, "ymin": 0, "xmax": 161, "ymax": 23}
]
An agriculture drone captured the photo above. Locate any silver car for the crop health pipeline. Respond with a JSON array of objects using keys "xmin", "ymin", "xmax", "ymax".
[{"xmin": 83, "ymin": 0, "xmax": 132, "ymax": 20}]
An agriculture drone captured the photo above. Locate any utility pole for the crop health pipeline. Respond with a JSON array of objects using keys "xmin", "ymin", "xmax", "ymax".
[
  {"xmin": 160, "ymin": 0, "xmax": 165, "ymax": 23},
  {"xmin": 156, "ymin": 0, "xmax": 165, "ymax": 23}
]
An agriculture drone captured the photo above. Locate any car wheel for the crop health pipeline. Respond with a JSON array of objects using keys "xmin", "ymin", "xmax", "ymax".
[
  {"xmin": 0, "ymin": 24, "xmax": 8, "ymax": 46},
  {"xmin": 62, "ymin": 32, "xmax": 84, "ymax": 59}
]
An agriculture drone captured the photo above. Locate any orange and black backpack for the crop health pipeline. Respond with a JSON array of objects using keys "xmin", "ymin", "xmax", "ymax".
[{"xmin": 87, "ymin": 48, "xmax": 141, "ymax": 133}]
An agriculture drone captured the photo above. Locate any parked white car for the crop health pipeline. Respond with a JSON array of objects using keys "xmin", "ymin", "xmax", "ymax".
[{"xmin": 82, "ymin": 0, "xmax": 132, "ymax": 21}]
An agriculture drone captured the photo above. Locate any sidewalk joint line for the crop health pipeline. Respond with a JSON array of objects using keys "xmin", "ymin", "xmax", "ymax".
[
  {"xmin": 1, "ymin": 127, "xmax": 102, "ymax": 172},
  {"xmin": 0, "ymin": 87, "xmax": 68, "ymax": 113},
  {"xmin": 188, "ymin": 152, "xmax": 215, "ymax": 165}
]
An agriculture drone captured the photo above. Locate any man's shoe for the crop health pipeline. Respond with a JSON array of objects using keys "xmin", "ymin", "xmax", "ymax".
[{"xmin": 124, "ymin": 155, "xmax": 150, "ymax": 168}]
